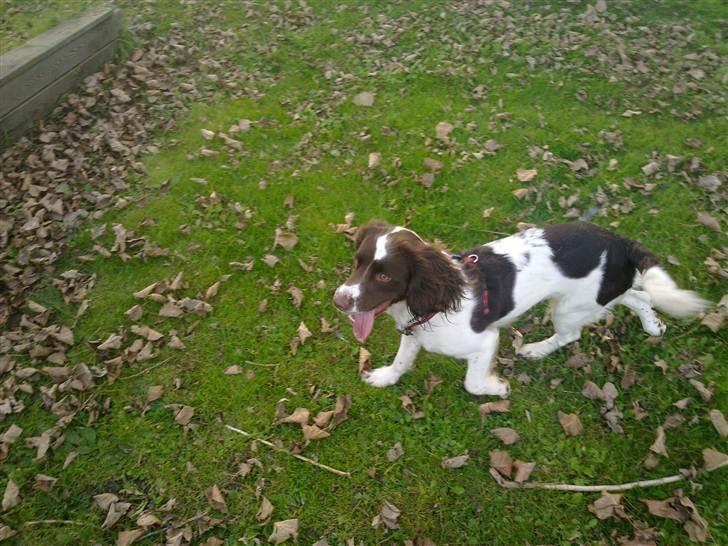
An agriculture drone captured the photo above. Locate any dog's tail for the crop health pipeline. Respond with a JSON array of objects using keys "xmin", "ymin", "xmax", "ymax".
[{"xmin": 628, "ymin": 242, "xmax": 710, "ymax": 318}]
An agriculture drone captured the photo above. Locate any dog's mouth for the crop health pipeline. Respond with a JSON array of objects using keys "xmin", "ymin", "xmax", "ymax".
[{"xmin": 349, "ymin": 300, "xmax": 392, "ymax": 343}]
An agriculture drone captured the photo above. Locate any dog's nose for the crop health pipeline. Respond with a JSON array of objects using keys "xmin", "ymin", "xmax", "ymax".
[{"xmin": 333, "ymin": 289, "xmax": 353, "ymax": 311}]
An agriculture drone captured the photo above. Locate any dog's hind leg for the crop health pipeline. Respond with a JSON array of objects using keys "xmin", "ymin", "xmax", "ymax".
[
  {"xmin": 464, "ymin": 328, "xmax": 510, "ymax": 397},
  {"xmin": 619, "ymin": 289, "xmax": 666, "ymax": 337},
  {"xmin": 518, "ymin": 298, "xmax": 604, "ymax": 359}
]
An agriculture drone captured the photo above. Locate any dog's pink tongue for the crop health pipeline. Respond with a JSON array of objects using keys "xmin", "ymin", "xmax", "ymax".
[{"xmin": 352, "ymin": 311, "xmax": 375, "ymax": 343}]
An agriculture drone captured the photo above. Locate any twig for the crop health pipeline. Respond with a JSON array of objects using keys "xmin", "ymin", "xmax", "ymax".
[
  {"xmin": 121, "ymin": 357, "xmax": 172, "ymax": 380},
  {"xmin": 490, "ymin": 458, "xmax": 728, "ymax": 492},
  {"xmin": 244, "ymin": 360, "xmax": 278, "ymax": 368},
  {"xmin": 225, "ymin": 424, "xmax": 351, "ymax": 478},
  {"xmin": 140, "ymin": 511, "xmax": 209, "ymax": 541},
  {"xmin": 22, "ymin": 520, "xmax": 86, "ymax": 527}
]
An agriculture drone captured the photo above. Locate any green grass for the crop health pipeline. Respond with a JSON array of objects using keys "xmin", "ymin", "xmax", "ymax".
[
  {"xmin": 0, "ymin": 0, "xmax": 102, "ymax": 53},
  {"xmin": 2, "ymin": 0, "xmax": 727, "ymax": 544}
]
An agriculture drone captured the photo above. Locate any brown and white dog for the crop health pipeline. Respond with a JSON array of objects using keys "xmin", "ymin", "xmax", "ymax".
[{"xmin": 333, "ymin": 220, "xmax": 709, "ymax": 397}]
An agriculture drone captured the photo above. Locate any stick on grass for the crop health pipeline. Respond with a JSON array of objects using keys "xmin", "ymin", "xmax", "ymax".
[
  {"xmin": 225, "ymin": 424, "xmax": 351, "ymax": 478},
  {"xmin": 490, "ymin": 458, "xmax": 728, "ymax": 492}
]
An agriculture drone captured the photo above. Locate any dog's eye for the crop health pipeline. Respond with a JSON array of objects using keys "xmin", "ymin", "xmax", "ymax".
[{"xmin": 376, "ymin": 272, "xmax": 391, "ymax": 283}]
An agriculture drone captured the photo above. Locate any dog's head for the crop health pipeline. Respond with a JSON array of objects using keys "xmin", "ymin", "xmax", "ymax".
[{"xmin": 333, "ymin": 220, "xmax": 463, "ymax": 342}]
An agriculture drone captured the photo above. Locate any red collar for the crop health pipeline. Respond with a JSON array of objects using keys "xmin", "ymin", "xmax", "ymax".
[{"xmin": 398, "ymin": 312, "xmax": 438, "ymax": 335}]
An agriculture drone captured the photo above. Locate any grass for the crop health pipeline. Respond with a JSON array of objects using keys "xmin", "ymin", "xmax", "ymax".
[
  {"xmin": 0, "ymin": 0, "xmax": 101, "ymax": 53},
  {"xmin": 2, "ymin": 0, "xmax": 727, "ymax": 544}
]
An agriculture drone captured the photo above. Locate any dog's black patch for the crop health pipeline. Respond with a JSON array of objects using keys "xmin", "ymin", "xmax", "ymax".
[
  {"xmin": 457, "ymin": 246, "xmax": 516, "ymax": 333},
  {"xmin": 543, "ymin": 222, "xmax": 659, "ymax": 306}
]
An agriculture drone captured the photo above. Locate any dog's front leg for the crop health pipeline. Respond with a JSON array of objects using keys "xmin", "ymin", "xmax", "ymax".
[
  {"xmin": 464, "ymin": 328, "xmax": 510, "ymax": 398},
  {"xmin": 362, "ymin": 334, "xmax": 421, "ymax": 388}
]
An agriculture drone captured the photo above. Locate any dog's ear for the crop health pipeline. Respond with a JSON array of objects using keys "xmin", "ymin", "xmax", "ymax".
[
  {"xmin": 406, "ymin": 244, "xmax": 462, "ymax": 318},
  {"xmin": 354, "ymin": 220, "xmax": 391, "ymax": 250}
]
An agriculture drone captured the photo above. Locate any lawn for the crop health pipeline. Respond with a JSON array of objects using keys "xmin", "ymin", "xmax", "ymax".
[{"xmin": 1, "ymin": 1, "xmax": 727, "ymax": 545}]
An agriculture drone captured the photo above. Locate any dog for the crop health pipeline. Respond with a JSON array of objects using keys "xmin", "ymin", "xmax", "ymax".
[{"xmin": 333, "ymin": 220, "xmax": 709, "ymax": 397}]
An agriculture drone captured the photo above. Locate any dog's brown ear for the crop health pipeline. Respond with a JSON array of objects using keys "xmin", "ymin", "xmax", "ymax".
[
  {"xmin": 354, "ymin": 220, "xmax": 391, "ymax": 249},
  {"xmin": 406, "ymin": 245, "xmax": 463, "ymax": 318}
]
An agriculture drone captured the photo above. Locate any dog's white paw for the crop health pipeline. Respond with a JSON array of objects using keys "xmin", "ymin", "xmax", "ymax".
[
  {"xmin": 643, "ymin": 318, "xmax": 666, "ymax": 337},
  {"xmin": 517, "ymin": 341, "xmax": 554, "ymax": 360},
  {"xmin": 362, "ymin": 366, "xmax": 401, "ymax": 388},
  {"xmin": 465, "ymin": 375, "xmax": 510, "ymax": 398}
]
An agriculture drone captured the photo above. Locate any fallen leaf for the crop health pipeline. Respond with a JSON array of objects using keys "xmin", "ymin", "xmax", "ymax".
[
  {"xmin": 697, "ymin": 212, "xmax": 721, "ymax": 232},
  {"xmin": 513, "ymin": 460, "xmax": 535, "ymax": 483},
  {"xmin": 2, "ymin": 479, "xmax": 19, "ymax": 511},
  {"xmin": 435, "ymin": 121, "xmax": 454, "ymax": 140},
  {"xmin": 263, "ymin": 255, "xmax": 279, "ymax": 268},
  {"xmin": 205, "ymin": 485, "xmax": 228, "ymax": 513},
  {"xmin": 371, "ymin": 500, "xmax": 400, "ymax": 530},
  {"xmin": 287, "ymin": 286, "xmax": 303, "ymax": 308},
  {"xmin": 589, "ymin": 491, "xmax": 625, "ymax": 520},
  {"xmin": 302, "ymin": 424, "xmax": 330, "ymax": 441},
  {"xmin": 709, "ymin": 409, "xmax": 728, "ymax": 437},
  {"xmin": 368, "ymin": 153, "xmax": 382, "ymax": 169},
  {"xmin": 256, "ymin": 496, "xmax": 274, "ymax": 522},
  {"xmin": 489, "ymin": 449, "xmax": 513, "ymax": 477},
  {"xmin": 268, "ymin": 518, "xmax": 299, "ymax": 544},
  {"xmin": 491, "ymin": 427, "xmax": 519, "ymax": 445},
  {"xmin": 174, "ymin": 406, "xmax": 194, "ymax": 426},
  {"xmin": 117, "ymin": 529, "xmax": 145, "ymax": 546},
  {"xmin": 102, "ymin": 502, "xmax": 131, "ymax": 528},
  {"xmin": 701, "ymin": 311, "xmax": 725, "ymax": 333},
  {"xmin": 425, "ymin": 373, "xmax": 443, "ymax": 394},
  {"xmin": 419, "ymin": 172, "xmax": 435, "ymax": 188},
  {"xmin": 689, "ymin": 379, "xmax": 713, "ymax": 401},
  {"xmin": 649, "ymin": 426, "xmax": 668, "ymax": 458},
  {"xmin": 516, "ymin": 168, "xmax": 537, "ymax": 182},
  {"xmin": 136, "ymin": 513, "xmax": 160, "ymax": 528},
  {"xmin": 558, "ymin": 412, "xmax": 583, "ymax": 436},
  {"xmin": 297, "ymin": 322, "xmax": 312, "ymax": 344},
  {"xmin": 479, "ymin": 400, "xmax": 510, "ymax": 417},
  {"xmin": 642, "ymin": 498, "xmax": 682, "ymax": 522},
  {"xmin": 358, "ymin": 348, "xmax": 372, "ymax": 374},
  {"xmin": 512, "ymin": 188, "xmax": 529, "ymax": 199},
  {"xmin": 314, "ymin": 410, "xmax": 334, "ymax": 428},
  {"xmin": 34, "ymin": 474, "xmax": 57, "ymax": 492},
  {"xmin": 330, "ymin": 394, "xmax": 352, "ymax": 428},
  {"xmin": 353, "ymin": 92, "xmax": 375, "ymax": 107},
  {"xmin": 441, "ymin": 453, "xmax": 469, "ymax": 469},
  {"xmin": 224, "ymin": 365, "xmax": 242, "ymax": 375},
  {"xmin": 93, "ymin": 493, "xmax": 119, "ymax": 511},
  {"xmin": 423, "ymin": 158, "xmax": 443, "ymax": 172},
  {"xmin": 703, "ymin": 448, "xmax": 728, "ymax": 471},
  {"xmin": 387, "ymin": 442, "xmax": 404, "ymax": 462},
  {"xmin": 273, "ymin": 228, "xmax": 299, "ymax": 251},
  {"xmin": 277, "ymin": 407, "xmax": 310, "ymax": 426}
]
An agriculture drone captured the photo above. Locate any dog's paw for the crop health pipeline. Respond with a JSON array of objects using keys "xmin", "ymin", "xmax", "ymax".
[
  {"xmin": 517, "ymin": 341, "xmax": 553, "ymax": 360},
  {"xmin": 643, "ymin": 318, "xmax": 667, "ymax": 337},
  {"xmin": 465, "ymin": 375, "xmax": 510, "ymax": 398},
  {"xmin": 362, "ymin": 366, "xmax": 401, "ymax": 388}
]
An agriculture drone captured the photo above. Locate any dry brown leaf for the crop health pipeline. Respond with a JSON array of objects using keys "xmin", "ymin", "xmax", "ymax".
[
  {"xmin": 425, "ymin": 373, "xmax": 443, "ymax": 394},
  {"xmin": 352, "ymin": 92, "xmax": 375, "ymax": 107},
  {"xmin": 696, "ymin": 212, "xmax": 721, "ymax": 232},
  {"xmin": 98, "ymin": 333, "xmax": 123, "ymax": 351},
  {"xmin": 205, "ymin": 484, "xmax": 228, "ymax": 513},
  {"xmin": 256, "ymin": 496, "xmax": 274, "ymax": 522},
  {"xmin": 136, "ymin": 513, "xmax": 160, "ymax": 528},
  {"xmin": 314, "ymin": 410, "xmax": 334, "ymax": 428},
  {"xmin": 224, "ymin": 365, "xmax": 242, "ymax": 375},
  {"xmin": 689, "ymin": 379, "xmax": 713, "ymax": 401},
  {"xmin": 709, "ymin": 409, "xmax": 728, "ymax": 437},
  {"xmin": 263, "ymin": 255, "xmax": 279, "ymax": 268},
  {"xmin": 358, "ymin": 348, "xmax": 372, "ymax": 374},
  {"xmin": 297, "ymin": 322, "xmax": 312, "ymax": 344},
  {"xmin": 93, "ymin": 493, "xmax": 119, "ymax": 511},
  {"xmin": 435, "ymin": 121, "xmax": 453, "ymax": 140},
  {"xmin": 168, "ymin": 335, "xmax": 186, "ymax": 350},
  {"xmin": 558, "ymin": 411, "xmax": 583, "ymax": 436},
  {"xmin": 588, "ymin": 491, "xmax": 625, "ymax": 520},
  {"xmin": 331, "ymin": 394, "xmax": 352, "ymax": 428},
  {"xmin": 371, "ymin": 500, "xmax": 400, "ymax": 530},
  {"xmin": 512, "ymin": 188, "xmax": 529, "ymax": 199},
  {"xmin": 278, "ymin": 407, "xmax": 310, "ymax": 426},
  {"xmin": 117, "ymin": 529, "xmax": 145, "ymax": 546},
  {"xmin": 125, "ymin": 304, "xmax": 143, "ymax": 321},
  {"xmin": 387, "ymin": 442, "xmax": 404, "ymax": 462},
  {"xmin": 491, "ymin": 427, "xmax": 519, "ymax": 445},
  {"xmin": 174, "ymin": 406, "xmax": 194, "ymax": 426},
  {"xmin": 147, "ymin": 385, "xmax": 164, "ymax": 402},
  {"xmin": 2, "ymin": 479, "xmax": 19, "ymax": 511},
  {"xmin": 200, "ymin": 129, "xmax": 215, "ymax": 140},
  {"xmin": 513, "ymin": 460, "xmax": 535, "ymax": 483},
  {"xmin": 441, "ymin": 453, "xmax": 469, "ymax": 469},
  {"xmin": 419, "ymin": 172, "xmax": 435, "ymax": 188},
  {"xmin": 302, "ymin": 424, "xmax": 330, "ymax": 441},
  {"xmin": 130, "ymin": 325, "xmax": 164, "ymax": 341},
  {"xmin": 423, "ymin": 157, "xmax": 443, "ymax": 172},
  {"xmin": 368, "ymin": 153, "xmax": 382, "ymax": 169},
  {"xmin": 287, "ymin": 286, "xmax": 303, "ymax": 308},
  {"xmin": 273, "ymin": 228, "xmax": 299, "ymax": 251},
  {"xmin": 703, "ymin": 448, "xmax": 728, "ymax": 471},
  {"xmin": 649, "ymin": 426, "xmax": 668, "ymax": 458},
  {"xmin": 701, "ymin": 311, "xmax": 725, "ymax": 332},
  {"xmin": 34, "ymin": 474, "xmax": 57, "ymax": 492},
  {"xmin": 102, "ymin": 502, "xmax": 131, "ymax": 528},
  {"xmin": 269, "ymin": 518, "xmax": 299, "ymax": 544},
  {"xmin": 516, "ymin": 168, "xmax": 538, "ymax": 182},
  {"xmin": 478, "ymin": 400, "xmax": 511, "ymax": 417},
  {"xmin": 489, "ymin": 449, "xmax": 513, "ymax": 477},
  {"xmin": 642, "ymin": 498, "xmax": 682, "ymax": 522}
]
